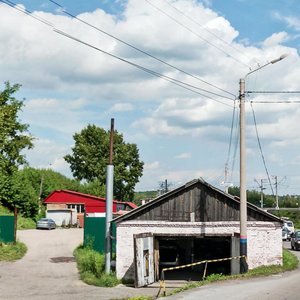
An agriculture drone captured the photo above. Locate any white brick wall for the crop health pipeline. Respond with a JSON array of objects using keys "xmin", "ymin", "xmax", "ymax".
[{"xmin": 116, "ymin": 221, "xmax": 282, "ymax": 280}]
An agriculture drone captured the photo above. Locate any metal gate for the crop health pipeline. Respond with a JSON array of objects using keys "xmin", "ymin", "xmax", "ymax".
[
  {"xmin": 0, "ymin": 216, "xmax": 15, "ymax": 243},
  {"xmin": 134, "ymin": 232, "xmax": 155, "ymax": 287},
  {"xmin": 83, "ymin": 216, "xmax": 116, "ymax": 253}
]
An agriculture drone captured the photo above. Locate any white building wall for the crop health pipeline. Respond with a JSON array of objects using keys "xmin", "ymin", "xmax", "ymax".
[
  {"xmin": 116, "ymin": 220, "xmax": 282, "ymax": 280},
  {"xmin": 46, "ymin": 209, "xmax": 77, "ymax": 226}
]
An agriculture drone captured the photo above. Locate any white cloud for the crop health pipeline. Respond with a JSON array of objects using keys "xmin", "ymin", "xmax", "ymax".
[
  {"xmin": 1, "ymin": 1, "xmax": 300, "ymax": 193},
  {"xmin": 263, "ymin": 32, "xmax": 289, "ymax": 47},
  {"xmin": 23, "ymin": 138, "xmax": 72, "ymax": 176},
  {"xmin": 144, "ymin": 161, "xmax": 161, "ymax": 171},
  {"xmin": 109, "ymin": 102, "xmax": 135, "ymax": 112},
  {"xmin": 273, "ymin": 12, "xmax": 300, "ymax": 31},
  {"xmin": 175, "ymin": 152, "xmax": 191, "ymax": 159}
]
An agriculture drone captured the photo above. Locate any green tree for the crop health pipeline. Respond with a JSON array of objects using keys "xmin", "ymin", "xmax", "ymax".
[
  {"xmin": 17, "ymin": 167, "xmax": 82, "ymax": 213},
  {"xmin": 64, "ymin": 124, "xmax": 144, "ymax": 201},
  {"xmin": 0, "ymin": 82, "xmax": 34, "ymax": 212},
  {"xmin": 229, "ymin": 186, "xmax": 279, "ymax": 208}
]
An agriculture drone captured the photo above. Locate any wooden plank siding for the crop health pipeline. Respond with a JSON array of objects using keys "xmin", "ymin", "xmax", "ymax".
[
  {"xmin": 115, "ymin": 179, "xmax": 281, "ymax": 224},
  {"xmin": 122, "ymin": 180, "xmax": 278, "ymax": 223}
]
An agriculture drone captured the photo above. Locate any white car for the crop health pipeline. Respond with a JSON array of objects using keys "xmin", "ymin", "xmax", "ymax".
[{"xmin": 283, "ymin": 220, "xmax": 294, "ymax": 234}]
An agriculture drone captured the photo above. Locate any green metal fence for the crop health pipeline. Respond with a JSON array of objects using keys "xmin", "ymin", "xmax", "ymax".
[
  {"xmin": 83, "ymin": 216, "xmax": 116, "ymax": 253},
  {"xmin": 0, "ymin": 216, "xmax": 15, "ymax": 243}
]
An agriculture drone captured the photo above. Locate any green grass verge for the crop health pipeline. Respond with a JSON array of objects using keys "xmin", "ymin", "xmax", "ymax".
[
  {"xmin": 165, "ymin": 249, "xmax": 298, "ymax": 298},
  {"xmin": 74, "ymin": 244, "xmax": 120, "ymax": 287},
  {"xmin": 17, "ymin": 216, "xmax": 36, "ymax": 230},
  {"xmin": 1, "ymin": 204, "xmax": 36, "ymax": 230},
  {"xmin": 0, "ymin": 241, "xmax": 27, "ymax": 261}
]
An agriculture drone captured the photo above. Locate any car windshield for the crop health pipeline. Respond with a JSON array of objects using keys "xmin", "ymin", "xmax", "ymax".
[
  {"xmin": 40, "ymin": 218, "xmax": 49, "ymax": 221},
  {"xmin": 287, "ymin": 222, "xmax": 293, "ymax": 227},
  {"xmin": 296, "ymin": 232, "xmax": 300, "ymax": 238}
]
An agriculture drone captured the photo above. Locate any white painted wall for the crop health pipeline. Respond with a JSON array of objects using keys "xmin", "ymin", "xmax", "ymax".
[
  {"xmin": 116, "ymin": 221, "xmax": 282, "ymax": 280},
  {"xmin": 46, "ymin": 209, "xmax": 77, "ymax": 226}
]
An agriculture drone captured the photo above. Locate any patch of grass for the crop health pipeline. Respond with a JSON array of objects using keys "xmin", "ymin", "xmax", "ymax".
[
  {"xmin": 282, "ymin": 248, "xmax": 299, "ymax": 270},
  {"xmin": 0, "ymin": 241, "xmax": 27, "ymax": 261},
  {"xmin": 74, "ymin": 244, "xmax": 120, "ymax": 287},
  {"xmin": 17, "ymin": 216, "xmax": 36, "ymax": 230},
  {"xmin": 165, "ymin": 249, "xmax": 298, "ymax": 297}
]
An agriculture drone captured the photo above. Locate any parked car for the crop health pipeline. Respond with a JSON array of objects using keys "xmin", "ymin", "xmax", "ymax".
[
  {"xmin": 291, "ymin": 231, "xmax": 300, "ymax": 250},
  {"xmin": 282, "ymin": 218, "xmax": 295, "ymax": 234},
  {"xmin": 36, "ymin": 218, "xmax": 56, "ymax": 230},
  {"xmin": 282, "ymin": 227, "xmax": 291, "ymax": 241}
]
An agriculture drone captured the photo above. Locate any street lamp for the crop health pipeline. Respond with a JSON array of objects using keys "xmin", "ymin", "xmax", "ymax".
[{"xmin": 239, "ymin": 54, "xmax": 287, "ymax": 273}]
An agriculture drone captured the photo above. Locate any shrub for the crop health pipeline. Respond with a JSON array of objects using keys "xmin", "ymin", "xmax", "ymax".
[
  {"xmin": 74, "ymin": 245, "xmax": 119, "ymax": 287},
  {"xmin": 17, "ymin": 216, "xmax": 36, "ymax": 230}
]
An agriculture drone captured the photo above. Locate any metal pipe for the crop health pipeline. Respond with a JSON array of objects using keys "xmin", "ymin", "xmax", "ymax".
[{"xmin": 105, "ymin": 118, "xmax": 115, "ymax": 274}]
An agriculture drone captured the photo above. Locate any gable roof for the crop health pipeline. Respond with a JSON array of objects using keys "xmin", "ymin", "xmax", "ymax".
[
  {"xmin": 114, "ymin": 178, "xmax": 281, "ymax": 223},
  {"xmin": 43, "ymin": 190, "xmax": 106, "ymax": 204},
  {"xmin": 43, "ymin": 190, "xmax": 136, "ymax": 208}
]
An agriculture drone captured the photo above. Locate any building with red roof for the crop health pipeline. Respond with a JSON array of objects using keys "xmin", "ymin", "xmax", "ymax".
[{"xmin": 43, "ymin": 190, "xmax": 137, "ymax": 227}]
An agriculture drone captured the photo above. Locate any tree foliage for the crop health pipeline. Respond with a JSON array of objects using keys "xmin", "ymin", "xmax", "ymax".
[
  {"xmin": 0, "ymin": 82, "xmax": 33, "ymax": 175},
  {"xmin": 64, "ymin": 124, "xmax": 144, "ymax": 201},
  {"xmin": 228, "ymin": 186, "xmax": 275, "ymax": 208},
  {"xmin": 5, "ymin": 167, "xmax": 83, "ymax": 218},
  {"xmin": 0, "ymin": 82, "xmax": 34, "ymax": 213}
]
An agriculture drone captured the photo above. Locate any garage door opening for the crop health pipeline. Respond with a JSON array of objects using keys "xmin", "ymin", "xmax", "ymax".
[{"xmin": 156, "ymin": 235, "xmax": 237, "ymax": 281}]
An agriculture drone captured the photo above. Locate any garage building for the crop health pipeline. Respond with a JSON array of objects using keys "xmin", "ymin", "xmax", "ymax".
[{"xmin": 114, "ymin": 179, "xmax": 282, "ymax": 287}]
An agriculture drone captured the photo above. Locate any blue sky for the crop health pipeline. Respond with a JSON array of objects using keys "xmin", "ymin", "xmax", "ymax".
[{"xmin": 1, "ymin": 0, "xmax": 300, "ymax": 199}]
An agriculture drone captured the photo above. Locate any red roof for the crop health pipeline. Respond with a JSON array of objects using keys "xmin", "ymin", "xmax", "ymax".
[
  {"xmin": 43, "ymin": 190, "xmax": 137, "ymax": 213},
  {"xmin": 44, "ymin": 189, "xmax": 107, "ymax": 204}
]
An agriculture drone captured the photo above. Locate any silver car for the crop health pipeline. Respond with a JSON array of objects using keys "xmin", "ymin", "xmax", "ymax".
[{"xmin": 36, "ymin": 218, "xmax": 56, "ymax": 230}]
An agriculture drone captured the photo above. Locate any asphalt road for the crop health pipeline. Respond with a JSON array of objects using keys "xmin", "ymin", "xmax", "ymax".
[
  {"xmin": 161, "ymin": 241, "xmax": 300, "ymax": 300},
  {"xmin": 0, "ymin": 229, "xmax": 158, "ymax": 300},
  {"xmin": 1, "ymin": 231, "xmax": 299, "ymax": 300}
]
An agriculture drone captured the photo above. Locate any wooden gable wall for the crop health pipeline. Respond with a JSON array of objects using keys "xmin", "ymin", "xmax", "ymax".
[{"xmin": 130, "ymin": 182, "xmax": 273, "ymax": 222}]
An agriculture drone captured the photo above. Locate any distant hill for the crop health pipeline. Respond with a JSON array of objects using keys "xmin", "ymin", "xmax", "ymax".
[{"xmin": 133, "ymin": 190, "xmax": 157, "ymax": 206}]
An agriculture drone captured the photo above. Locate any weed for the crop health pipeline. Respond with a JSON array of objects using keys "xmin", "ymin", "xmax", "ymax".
[
  {"xmin": 17, "ymin": 216, "xmax": 36, "ymax": 230},
  {"xmin": 0, "ymin": 241, "xmax": 27, "ymax": 261},
  {"xmin": 74, "ymin": 245, "xmax": 120, "ymax": 287}
]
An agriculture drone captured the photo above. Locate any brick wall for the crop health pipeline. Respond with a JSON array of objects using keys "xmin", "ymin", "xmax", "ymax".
[
  {"xmin": 47, "ymin": 203, "xmax": 66, "ymax": 210},
  {"xmin": 116, "ymin": 220, "xmax": 282, "ymax": 280}
]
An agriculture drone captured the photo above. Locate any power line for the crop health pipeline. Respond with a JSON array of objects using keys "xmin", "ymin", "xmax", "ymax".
[
  {"xmin": 225, "ymin": 100, "xmax": 237, "ymax": 166},
  {"xmin": 251, "ymin": 100, "xmax": 300, "ymax": 104},
  {"xmin": 161, "ymin": 0, "xmax": 252, "ymax": 65},
  {"xmin": 223, "ymin": 99, "xmax": 238, "ymax": 187},
  {"xmin": 54, "ymin": 29, "xmax": 233, "ymax": 107},
  {"xmin": 226, "ymin": 97, "xmax": 239, "ymax": 184},
  {"xmin": 54, "ymin": 30, "xmax": 233, "ymax": 106},
  {"xmin": 0, "ymin": 0, "xmax": 53, "ymax": 26},
  {"xmin": 250, "ymin": 103, "xmax": 274, "ymax": 196},
  {"xmin": 1, "ymin": 0, "xmax": 233, "ymax": 107},
  {"xmin": 48, "ymin": 0, "xmax": 235, "ymax": 100},
  {"xmin": 144, "ymin": 0, "xmax": 250, "ymax": 69},
  {"xmin": 248, "ymin": 91, "xmax": 300, "ymax": 94}
]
